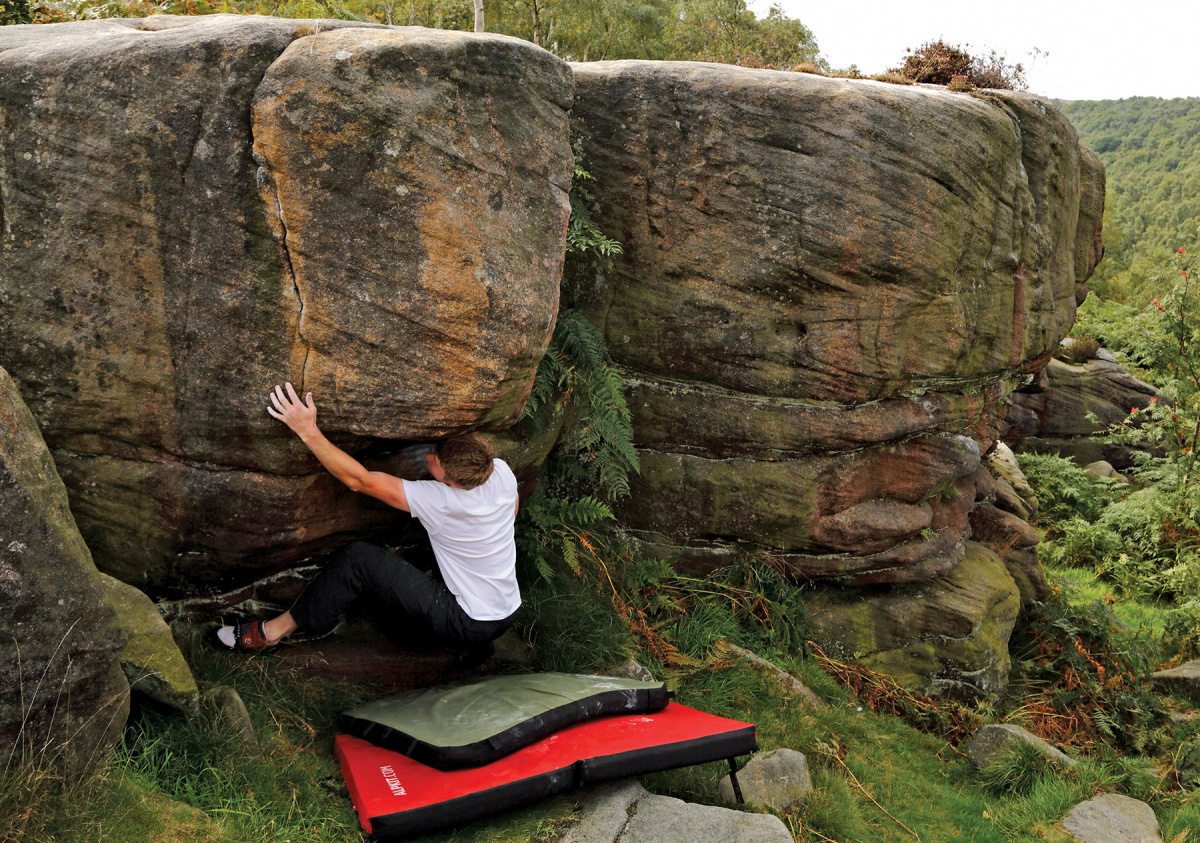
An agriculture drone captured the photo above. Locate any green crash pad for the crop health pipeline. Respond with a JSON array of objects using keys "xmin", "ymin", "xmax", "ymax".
[{"xmin": 341, "ymin": 672, "xmax": 670, "ymax": 769}]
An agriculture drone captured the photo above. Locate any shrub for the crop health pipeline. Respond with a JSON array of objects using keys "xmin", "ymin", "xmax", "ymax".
[
  {"xmin": 975, "ymin": 738, "xmax": 1054, "ymax": 796},
  {"xmin": 888, "ymin": 39, "xmax": 1027, "ymax": 90},
  {"xmin": 870, "ymin": 72, "xmax": 913, "ymax": 85},
  {"xmin": 1059, "ymin": 335, "xmax": 1102, "ymax": 363}
]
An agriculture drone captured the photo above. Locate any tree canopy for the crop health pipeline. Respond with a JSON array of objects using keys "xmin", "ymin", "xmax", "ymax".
[
  {"xmin": 19, "ymin": 0, "xmax": 823, "ymax": 70},
  {"xmin": 1059, "ymin": 97, "xmax": 1200, "ymax": 303}
]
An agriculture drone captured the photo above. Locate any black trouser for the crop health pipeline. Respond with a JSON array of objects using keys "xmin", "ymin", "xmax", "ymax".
[{"xmin": 289, "ymin": 541, "xmax": 515, "ymax": 648}]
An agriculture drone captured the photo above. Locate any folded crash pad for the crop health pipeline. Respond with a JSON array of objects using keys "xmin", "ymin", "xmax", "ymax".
[
  {"xmin": 335, "ymin": 701, "xmax": 757, "ymax": 840},
  {"xmin": 341, "ymin": 672, "xmax": 670, "ymax": 770}
]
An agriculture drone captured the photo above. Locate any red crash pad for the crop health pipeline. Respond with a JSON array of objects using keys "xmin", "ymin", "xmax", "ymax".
[{"xmin": 335, "ymin": 701, "xmax": 757, "ymax": 840}]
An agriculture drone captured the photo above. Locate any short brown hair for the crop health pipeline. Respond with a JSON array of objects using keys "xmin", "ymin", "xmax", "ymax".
[{"xmin": 436, "ymin": 434, "xmax": 495, "ymax": 489}]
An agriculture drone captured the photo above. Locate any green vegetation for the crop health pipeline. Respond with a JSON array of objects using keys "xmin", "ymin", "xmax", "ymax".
[{"xmin": 1060, "ymin": 98, "xmax": 1200, "ymax": 302}]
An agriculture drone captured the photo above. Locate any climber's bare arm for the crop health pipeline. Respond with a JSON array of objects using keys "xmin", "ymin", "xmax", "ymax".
[{"xmin": 267, "ymin": 382, "xmax": 410, "ymax": 512}]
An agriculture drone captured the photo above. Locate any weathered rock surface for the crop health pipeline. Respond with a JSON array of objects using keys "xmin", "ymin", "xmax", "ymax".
[
  {"xmin": 1006, "ymin": 356, "xmax": 1160, "ymax": 468},
  {"xmin": 1061, "ymin": 793, "xmax": 1162, "ymax": 843},
  {"xmin": 968, "ymin": 498, "xmax": 1047, "ymax": 607},
  {"xmin": 0, "ymin": 16, "xmax": 573, "ymax": 590},
  {"xmin": 98, "ymin": 573, "xmax": 199, "ymax": 717},
  {"xmin": 967, "ymin": 723, "xmax": 1077, "ymax": 769},
  {"xmin": 562, "ymin": 779, "xmax": 792, "ymax": 843},
  {"xmin": 1151, "ymin": 659, "xmax": 1200, "ymax": 704},
  {"xmin": 717, "ymin": 748, "xmax": 813, "ymax": 811},
  {"xmin": 568, "ymin": 61, "xmax": 1103, "ymax": 585},
  {"xmin": 806, "ymin": 542, "xmax": 1022, "ymax": 700},
  {"xmin": 0, "ymin": 365, "xmax": 128, "ymax": 769}
]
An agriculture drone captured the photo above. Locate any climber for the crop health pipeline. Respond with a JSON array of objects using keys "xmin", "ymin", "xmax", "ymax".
[{"xmin": 215, "ymin": 382, "xmax": 520, "ymax": 665}]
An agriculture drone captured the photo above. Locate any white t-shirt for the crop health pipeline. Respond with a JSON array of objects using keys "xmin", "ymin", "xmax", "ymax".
[{"xmin": 401, "ymin": 459, "xmax": 521, "ymax": 621}]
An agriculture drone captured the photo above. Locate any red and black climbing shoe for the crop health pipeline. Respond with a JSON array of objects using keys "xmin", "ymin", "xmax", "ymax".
[{"xmin": 215, "ymin": 620, "xmax": 281, "ymax": 653}]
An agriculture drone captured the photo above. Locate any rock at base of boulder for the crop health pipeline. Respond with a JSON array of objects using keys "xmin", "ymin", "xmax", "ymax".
[
  {"xmin": 806, "ymin": 542, "xmax": 1021, "ymax": 701},
  {"xmin": 716, "ymin": 748, "xmax": 813, "ymax": 812},
  {"xmin": 201, "ymin": 686, "xmax": 258, "ymax": 751},
  {"xmin": 563, "ymin": 779, "xmax": 791, "ymax": 843},
  {"xmin": 967, "ymin": 723, "xmax": 1076, "ymax": 769},
  {"xmin": 1061, "ymin": 793, "xmax": 1162, "ymax": 843},
  {"xmin": 98, "ymin": 574, "xmax": 199, "ymax": 718},
  {"xmin": 1151, "ymin": 660, "xmax": 1200, "ymax": 704}
]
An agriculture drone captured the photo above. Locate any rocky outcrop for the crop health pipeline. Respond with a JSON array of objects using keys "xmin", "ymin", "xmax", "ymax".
[
  {"xmin": 0, "ymin": 366, "xmax": 128, "ymax": 769},
  {"xmin": 0, "ymin": 16, "xmax": 573, "ymax": 590},
  {"xmin": 568, "ymin": 61, "xmax": 1103, "ymax": 586},
  {"xmin": 1005, "ymin": 353, "xmax": 1160, "ymax": 468}
]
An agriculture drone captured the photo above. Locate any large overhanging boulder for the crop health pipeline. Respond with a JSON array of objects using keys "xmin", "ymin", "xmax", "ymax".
[
  {"xmin": 0, "ymin": 366, "xmax": 129, "ymax": 770},
  {"xmin": 568, "ymin": 61, "xmax": 1105, "ymax": 585},
  {"xmin": 0, "ymin": 16, "xmax": 573, "ymax": 591}
]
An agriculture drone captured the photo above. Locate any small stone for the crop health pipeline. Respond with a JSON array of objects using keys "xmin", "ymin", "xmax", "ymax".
[
  {"xmin": 604, "ymin": 658, "xmax": 654, "ymax": 682},
  {"xmin": 967, "ymin": 724, "xmax": 1076, "ymax": 769},
  {"xmin": 1084, "ymin": 460, "xmax": 1116, "ymax": 479},
  {"xmin": 1061, "ymin": 793, "xmax": 1162, "ymax": 843},
  {"xmin": 717, "ymin": 748, "xmax": 813, "ymax": 812},
  {"xmin": 491, "ymin": 630, "xmax": 535, "ymax": 668},
  {"xmin": 1152, "ymin": 659, "xmax": 1200, "ymax": 704}
]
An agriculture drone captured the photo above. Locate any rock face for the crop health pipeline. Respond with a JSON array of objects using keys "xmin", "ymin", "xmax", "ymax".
[
  {"xmin": 1006, "ymin": 354, "xmax": 1160, "ymax": 468},
  {"xmin": 0, "ymin": 16, "xmax": 573, "ymax": 590},
  {"xmin": 0, "ymin": 366, "xmax": 128, "ymax": 769},
  {"xmin": 568, "ymin": 61, "xmax": 1104, "ymax": 585}
]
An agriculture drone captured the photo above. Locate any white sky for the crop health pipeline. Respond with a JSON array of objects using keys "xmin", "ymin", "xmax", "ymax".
[{"xmin": 746, "ymin": 0, "xmax": 1200, "ymax": 101}]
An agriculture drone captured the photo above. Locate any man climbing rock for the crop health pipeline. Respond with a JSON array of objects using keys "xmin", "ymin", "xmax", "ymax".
[{"xmin": 216, "ymin": 382, "xmax": 520, "ymax": 664}]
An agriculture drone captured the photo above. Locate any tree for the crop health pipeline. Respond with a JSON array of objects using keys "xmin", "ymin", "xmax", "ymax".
[
  {"xmin": 1, "ymin": 0, "xmax": 32, "ymax": 24},
  {"xmin": 664, "ymin": 0, "xmax": 821, "ymax": 69}
]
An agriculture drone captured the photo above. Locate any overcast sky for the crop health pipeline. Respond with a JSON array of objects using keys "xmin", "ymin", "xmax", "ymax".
[{"xmin": 746, "ymin": 0, "xmax": 1199, "ymax": 101}]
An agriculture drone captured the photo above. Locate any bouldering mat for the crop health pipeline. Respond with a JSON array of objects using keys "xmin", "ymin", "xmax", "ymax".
[
  {"xmin": 341, "ymin": 672, "xmax": 670, "ymax": 770},
  {"xmin": 335, "ymin": 701, "xmax": 757, "ymax": 839}
]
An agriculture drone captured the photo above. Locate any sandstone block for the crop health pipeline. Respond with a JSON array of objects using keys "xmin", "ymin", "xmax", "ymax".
[
  {"xmin": 0, "ymin": 16, "xmax": 573, "ymax": 589},
  {"xmin": 1006, "ymin": 357, "xmax": 1161, "ymax": 469},
  {"xmin": 569, "ymin": 61, "xmax": 1102, "ymax": 585}
]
